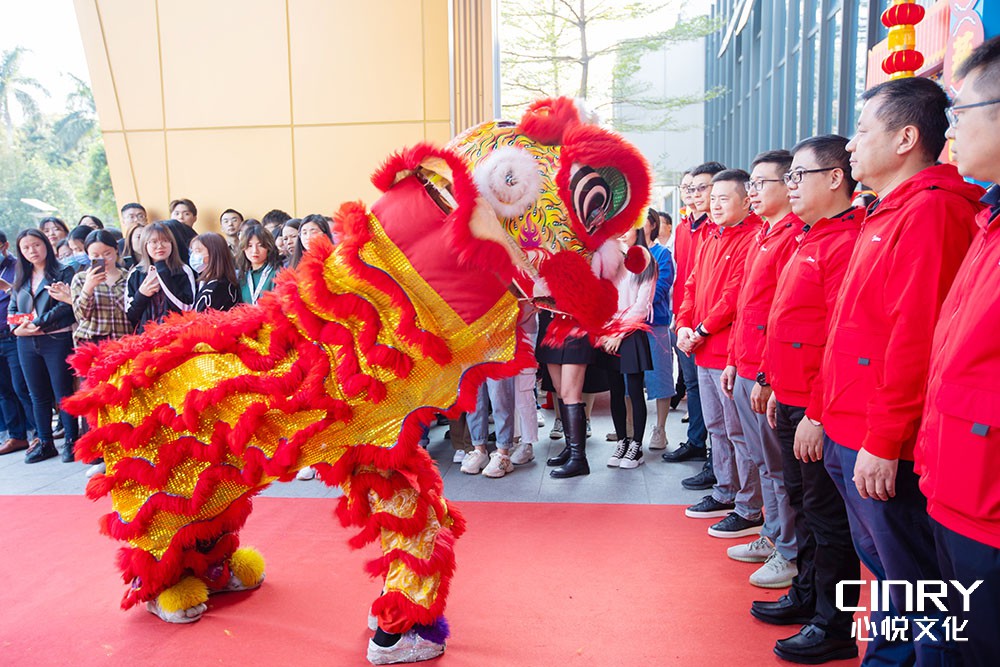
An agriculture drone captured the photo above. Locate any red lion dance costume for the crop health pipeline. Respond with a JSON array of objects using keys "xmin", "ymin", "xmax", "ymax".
[{"xmin": 65, "ymin": 98, "xmax": 650, "ymax": 665}]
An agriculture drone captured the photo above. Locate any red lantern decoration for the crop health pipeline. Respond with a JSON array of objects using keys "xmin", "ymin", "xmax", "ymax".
[{"xmin": 881, "ymin": 1, "xmax": 926, "ymax": 79}]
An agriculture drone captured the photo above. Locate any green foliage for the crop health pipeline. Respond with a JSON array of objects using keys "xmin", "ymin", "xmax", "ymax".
[
  {"xmin": 499, "ymin": 0, "xmax": 723, "ymax": 132},
  {"xmin": 0, "ymin": 48, "xmax": 115, "ymax": 238}
]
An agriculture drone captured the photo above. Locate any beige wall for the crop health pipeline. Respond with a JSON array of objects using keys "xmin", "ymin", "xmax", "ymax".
[{"xmin": 73, "ymin": 0, "xmax": 458, "ymax": 231}]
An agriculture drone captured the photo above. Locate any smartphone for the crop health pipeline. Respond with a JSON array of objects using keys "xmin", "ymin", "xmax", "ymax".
[
  {"xmin": 0, "ymin": 277, "xmax": 12, "ymax": 292},
  {"xmin": 92, "ymin": 257, "xmax": 106, "ymax": 273}
]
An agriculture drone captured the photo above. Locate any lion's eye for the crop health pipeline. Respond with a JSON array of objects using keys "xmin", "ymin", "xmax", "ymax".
[{"xmin": 570, "ymin": 165, "xmax": 630, "ymax": 235}]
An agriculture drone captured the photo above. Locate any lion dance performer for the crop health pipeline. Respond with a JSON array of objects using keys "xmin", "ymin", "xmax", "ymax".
[{"xmin": 65, "ymin": 97, "xmax": 650, "ymax": 665}]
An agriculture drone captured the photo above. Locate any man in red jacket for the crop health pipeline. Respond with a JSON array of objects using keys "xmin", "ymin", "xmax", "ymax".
[
  {"xmin": 751, "ymin": 135, "xmax": 863, "ymax": 664},
  {"xmin": 819, "ymin": 77, "xmax": 984, "ymax": 665},
  {"xmin": 666, "ymin": 162, "xmax": 725, "ymax": 477},
  {"xmin": 721, "ymin": 149, "xmax": 801, "ymax": 588},
  {"xmin": 916, "ymin": 36, "xmax": 1000, "ymax": 665},
  {"xmin": 677, "ymin": 169, "xmax": 763, "ymax": 538}
]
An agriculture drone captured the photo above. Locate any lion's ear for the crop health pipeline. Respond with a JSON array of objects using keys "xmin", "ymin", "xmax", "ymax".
[{"xmin": 517, "ymin": 97, "xmax": 586, "ymax": 145}]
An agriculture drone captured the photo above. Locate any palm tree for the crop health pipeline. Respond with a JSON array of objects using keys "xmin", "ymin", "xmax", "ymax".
[
  {"xmin": 0, "ymin": 47, "xmax": 49, "ymax": 139},
  {"xmin": 53, "ymin": 74, "xmax": 97, "ymax": 153}
]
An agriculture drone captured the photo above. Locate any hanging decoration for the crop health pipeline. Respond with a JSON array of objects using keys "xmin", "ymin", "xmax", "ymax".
[{"xmin": 881, "ymin": 0, "xmax": 926, "ymax": 79}]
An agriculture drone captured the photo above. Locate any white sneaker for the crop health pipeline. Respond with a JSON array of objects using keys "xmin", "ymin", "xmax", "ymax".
[
  {"xmin": 460, "ymin": 449, "xmax": 489, "ymax": 474},
  {"xmin": 510, "ymin": 442, "xmax": 534, "ymax": 465},
  {"xmin": 86, "ymin": 461, "xmax": 106, "ymax": 478},
  {"xmin": 452, "ymin": 449, "xmax": 467, "ymax": 464},
  {"xmin": 606, "ymin": 432, "xmax": 618, "ymax": 442},
  {"xmin": 586, "ymin": 419, "xmax": 592, "ymax": 438},
  {"xmin": 366, "ymin": 629, "xmax": 445, "ymax": 665},
  {"xmin": 296, "ymin": 466, "xmax": 316, "ymax": 480},
  {"xmin": 618, "ymin": 440, "xmax": 644, "ymax": 469},
  {"xmin": 549, "ymin": 418, "xmax": 563, "ymax": 440},
  {"xmin": 482, "ymin": 451, "xmax": 513, "ymax": 478},
  {"xmin": 537, "ymin": 409, "xmax": 546, "ymax": 427},
  {"xmin": 749, "ymin": 550, "xmax": 798, "ymax": 589},
  {"xmin": 648, "ymin": 426, "xmax": 667, "ymax": 450},
  {"xmin": 727, "ymin": 535, "xmax": 773, "ymax": 563},
  {"xmin": 607, "ymin": 439, "xmax": 629, "ymax": 467}
]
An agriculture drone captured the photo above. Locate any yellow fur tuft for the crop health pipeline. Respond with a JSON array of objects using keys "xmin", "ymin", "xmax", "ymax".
[
  {"xmin": 157, "ymin": 576, "xmax": 209, "ymax": 613},
  {"xmin": 230, "ymin": 547, "xmax": 266, "ymax": 587}
]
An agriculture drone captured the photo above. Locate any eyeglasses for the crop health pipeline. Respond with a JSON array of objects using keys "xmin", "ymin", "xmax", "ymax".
[
  {"xmin": 946, "ymin": 98, "xmax": 1000, "ymax": 128},
  {"xmin": 744, "ymin": 178, "xmax": 783, "ymax": 192},
  {"xmin": 783, "ymin": 167, "xmax": 839, "ymax": 185},
  {"xmin": 681, "ymin": 184, "xmax": 711, "ymax": 195}
]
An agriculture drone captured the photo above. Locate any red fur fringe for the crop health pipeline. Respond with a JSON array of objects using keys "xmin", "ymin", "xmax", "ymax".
[{"xmin": 517, "ymin": 97, "xmax": 583, "ymax": 145}]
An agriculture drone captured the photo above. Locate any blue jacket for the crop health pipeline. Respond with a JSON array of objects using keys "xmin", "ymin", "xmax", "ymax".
[{"xmin": 648, "ymin": 243, "xmax": 674, "ymax": 326}]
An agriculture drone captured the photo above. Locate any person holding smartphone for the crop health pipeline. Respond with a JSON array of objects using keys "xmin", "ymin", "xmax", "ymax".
[
  {"xmin": 70, "ymin": 230, "xmax": 130, "ymax": 346},
  {"xmin": 126, "ymin": 222, "xmax": 196, "ymax": 334}
]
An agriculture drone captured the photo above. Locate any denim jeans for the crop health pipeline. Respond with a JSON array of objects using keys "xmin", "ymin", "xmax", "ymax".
[
  {"xmin": 17, "ymin": 332, "xmax": 78, "ymax": 444},
  {"xmin": 0, "ymin": 333, "xmax": 35, "ymax": 439},
  {"xmin": 675, "ymin": 339, "xmax": 707, "ymax": 447},
  {"xmin": 468, "ymin": 378, "xmax": 515, "ymax": 449}
]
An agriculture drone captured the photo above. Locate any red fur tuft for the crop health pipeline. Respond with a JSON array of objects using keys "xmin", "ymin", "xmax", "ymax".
[
  {"xmin": 517, "ymin": 97, "xmax": 583, "ymax": 145},
  {"xmin": 624, "ymin": 244, "xmax": 649, "ymax": 274},
  {"xmin": 538, "ymin": 251, "xmax": 617, "ymax": 336}
]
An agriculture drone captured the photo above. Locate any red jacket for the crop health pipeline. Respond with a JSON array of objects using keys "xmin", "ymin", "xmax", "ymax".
[
  {"xmin": 677, "ymin": 214, "xmax": 761, "ymax": 370},
  {"xmin": 916, "ymin": 197, "xmax": 1000, "ymax": 549},
  {"xmin": 672, "ymin": 213, "xmax": 712, "ymax": 317},
  {"xmin": 821, "ymin": 164, "xmax": 984, "ymax": 460},
  {"xmin": 728, "ymin": 212, "xmax": 802, "ymax": 380},
  {"xmin": 763, "ymin": 208, "xmax": 863, "ymax": 412}
]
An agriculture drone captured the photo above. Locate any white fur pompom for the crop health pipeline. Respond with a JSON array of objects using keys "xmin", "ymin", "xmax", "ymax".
[
  {"xmin": 473, "ymin": 147, "xmax": 542, "ymax": 219},
  {"xmin": 591, "ymin": 239, "xmax": 624, "ymax": 281}
]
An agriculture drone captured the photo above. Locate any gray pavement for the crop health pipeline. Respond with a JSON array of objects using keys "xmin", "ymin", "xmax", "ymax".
[{"xmin": 0, "ymin": 393, "xmax": 708, "ymax": 506}]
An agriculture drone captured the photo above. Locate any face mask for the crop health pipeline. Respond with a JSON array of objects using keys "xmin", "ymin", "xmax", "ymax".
[
  {"xmin": 189, "ymin": 253, "xmax": 206, "ymax": 274},
  {"xmin": 65, "ymin": 252, "xmax": 91, "ymax": 269}
]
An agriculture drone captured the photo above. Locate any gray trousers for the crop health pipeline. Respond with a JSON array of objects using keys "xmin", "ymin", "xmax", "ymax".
[
  {"xmin": 734, "ymin": 375, "xmax": 796, "ymax": 559},
  {"xmin": 698, "ymin": 366, "xmax": 762, "ymax": 520}
]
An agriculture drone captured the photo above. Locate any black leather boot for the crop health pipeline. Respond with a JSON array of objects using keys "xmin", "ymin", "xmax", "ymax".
[
  {"xmin": 550, "ymin": 402, "xmax": 589, "ymax": 478},
  {"xmin": 546, "ymin": 399, "xmax": 571, "ymax": 466}
]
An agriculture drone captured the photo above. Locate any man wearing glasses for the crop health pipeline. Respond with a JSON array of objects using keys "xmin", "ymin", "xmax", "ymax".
[
  {"xmin": 665, "ymin": 161, "xmax": 726, "ymax": 491},
  {"xmin": 677, "ymin": 169, "xmax": 764, "ymax": 539},
  {"xmin": 752, "ymin": 135, "xmax": 863, "ymax": 664},
  {"xmin": 720, "ymin": 150, "xmax": 802, "ymax": 589},
  {"xmin": 916, "ymin": 35, "xmax": 1000, "ymax": 665},
  {"xmin": 821, "ymin": 77, "xmax": 984, "ymax": 665}
]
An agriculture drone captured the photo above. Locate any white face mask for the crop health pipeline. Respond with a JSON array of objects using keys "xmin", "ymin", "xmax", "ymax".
[{"xmin": 189, "ymin": 252, "xmax": 206, "ymax": 274}]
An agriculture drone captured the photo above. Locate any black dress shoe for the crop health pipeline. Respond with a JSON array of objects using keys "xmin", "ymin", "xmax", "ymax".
[
  {"xmin": 25, "ymin": 440, "xmax": 58, "ymax": 464},
  {"xmin": 61, "ymin": 441, "xmax": 76, "ymax": 463},
  {"xmin": 681, "ymin": 461, "xmax": 716, "ymax": 490},
  {"xmin": 774, "ymin": 624, "xmax": 858, "ymax": 664},
  {"xmin": 661, "ymin": 442, "xmax": 708, "ymax": 463},
  {"xmin": 751, "ymin": 595, "xmax": 814, "ymax": 625}
]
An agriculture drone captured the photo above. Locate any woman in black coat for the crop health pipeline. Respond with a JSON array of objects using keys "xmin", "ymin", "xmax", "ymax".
[{"xmin": 125, "ymin": 222, "xmax": 196, "ymax": 333}]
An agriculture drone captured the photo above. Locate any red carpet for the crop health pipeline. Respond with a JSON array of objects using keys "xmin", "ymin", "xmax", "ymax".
[{"xmin": 0, "ymin": 496, "xmax": 863, "ymax": 666}]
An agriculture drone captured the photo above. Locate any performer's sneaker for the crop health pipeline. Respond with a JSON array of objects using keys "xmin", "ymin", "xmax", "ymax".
[
  {"xmin": 146, "ymin": 599, "xmax": 206, "ymax": 624},
  {"xmin": 214, "ymin": 570, "xmax": 265, "ymax": 594},
  {"xmin": 367, "ymin": 630, "xmax": 445, "ymax": 665}
]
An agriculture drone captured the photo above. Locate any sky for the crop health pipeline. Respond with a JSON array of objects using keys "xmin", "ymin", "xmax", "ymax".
[{"xmin": 0, "ymin": 0, "xmax": 93, "ymax": 117}]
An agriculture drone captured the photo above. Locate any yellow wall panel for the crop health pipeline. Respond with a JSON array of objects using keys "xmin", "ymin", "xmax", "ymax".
[
  {"xmin": 101, "ymin": 133, "xmax": 136, "ymax": 204},
  {"xmin": 425, "ymin": 121, "xmax": 453, "ymax": 145},
  {"xmin": 72, "ymin": 0, "xmax": 121, "ymax": 131},
  {"xmin": 288, "ymin": 0, "xmax": 426, "ymax": 125},
  {"xmin": 422, "ymin": 0, "xmax": 451, "ymax": 122},
  {"xmin": 293, "ymin": 123, "xmax": 427, "ymax": 216},
  {"xmin": 124, "ymin": 132, "xmax": 169, "ymax": 218},
  {"xmin": 97, "ymin": 0, "xmax": 163, "ymax": 129},
  {"xmin": 165, "ymin": 128, "xmax": 295, "ymax": 231},
  {"xmin": 158, "ymin": 0, "xmax": 290, "ymax": 129}
]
